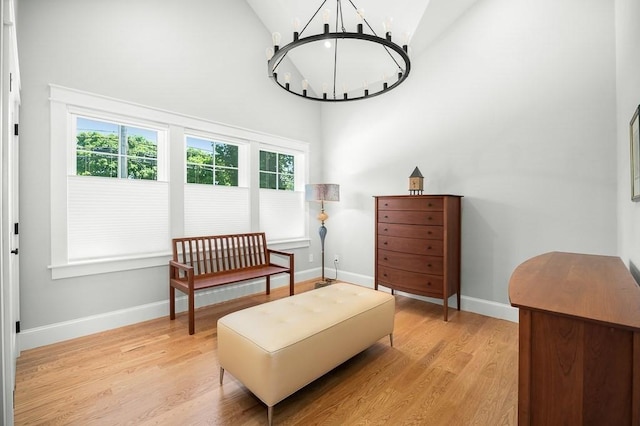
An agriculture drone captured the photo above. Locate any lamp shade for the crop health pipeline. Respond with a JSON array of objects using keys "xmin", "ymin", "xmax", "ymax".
[{"xmin": 305, "ymin": 184, "xmax": 340, "ymax": 202}]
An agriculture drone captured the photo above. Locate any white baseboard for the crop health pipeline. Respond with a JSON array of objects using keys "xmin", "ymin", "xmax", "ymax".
[
  {"xmin": 19, "ymin": 268, "xmax": 517, "ymax": 351},
  {"xmin": 335, "ymin": 270, "xmax": 519, "ymax": 323},
  {"xmin": 19, "ymin": 270, "xmax": 317, "ymax": 351}
]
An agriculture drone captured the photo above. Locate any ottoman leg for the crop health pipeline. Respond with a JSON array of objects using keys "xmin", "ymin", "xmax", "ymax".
[
  {"xmin": 389, "ymin": 333, "xmax": 394, "ymax": 347},
  {"xmin": 219, "ymin": 367, "xmax": 225, "ymax": 385}
]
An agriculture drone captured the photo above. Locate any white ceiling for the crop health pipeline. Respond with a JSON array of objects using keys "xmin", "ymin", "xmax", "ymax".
[{"xmin": 246, "ymin": 0, "xmax": 479, "ymax": 99}]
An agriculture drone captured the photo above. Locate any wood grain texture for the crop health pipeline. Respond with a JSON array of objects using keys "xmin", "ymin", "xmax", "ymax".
[
  {"xmin": 15, "ymin": 280, "xmax": 517, "ymax": 425},
  {"xmin": 509, "ymin": 251, "xmax": 640, "ymax": 329},
  {"xmin": 510, "ymin": 252, "xmax": 640, "ymax": 425},
  {"xmin": 374, "ymin": 195, "xmax": 462, "ymax": 322}
]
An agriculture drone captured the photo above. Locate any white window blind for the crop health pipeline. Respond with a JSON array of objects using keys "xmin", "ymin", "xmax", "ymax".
[
  {"xmin": 259, "ymin": 189, "xmax": 305, "ymax": 241},
  {"xmin": 184, "ymin": 185, "xmax": 250, "ymax": 236},
  {"xmin": 67, "ymin": 176, "xmax": 170, "ymax": 261}
]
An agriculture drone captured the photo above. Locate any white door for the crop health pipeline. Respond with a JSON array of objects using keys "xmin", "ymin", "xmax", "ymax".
[{"xmin": 1, "ymin": 1, "xmax": 20, "ymax": 422}]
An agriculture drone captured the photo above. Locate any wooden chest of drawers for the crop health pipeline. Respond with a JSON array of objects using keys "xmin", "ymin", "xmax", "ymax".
[{"xmin": 374, "ymin": 195, "xmax": 462, "ymax": 320}]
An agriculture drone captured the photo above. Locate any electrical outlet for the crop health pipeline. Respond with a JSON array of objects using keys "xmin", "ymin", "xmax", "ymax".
[
  {"xmin": 334, "ymin": 254, "xmax": 340, "ymax": 263},
  {"xmin": 309, "ymin": 253, "xmax": 314, "ymax": 263}
]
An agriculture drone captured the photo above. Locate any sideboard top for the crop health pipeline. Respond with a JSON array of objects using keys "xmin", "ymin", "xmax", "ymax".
[{"xmin": 509, "ymin": 251, "xmax": 640, "ymax": 330}]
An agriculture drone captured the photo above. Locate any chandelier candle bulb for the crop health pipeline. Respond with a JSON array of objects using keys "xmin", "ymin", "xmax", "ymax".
[
  {"xmin": 384, "ymin": 17, "xmax": 393, "ymax": 40},
  {"xmin": 323, "ymin": 9, "xmax": 330, "ymax": 33},
  {"xmin": 356, "ymin": 8, "xmax": 365, "ymax": 33},
  {"xmin": 284, "ymin": 72, "xmax": 291, "ymax": 90},
  {"xmin": 293, "ymin": 18, "xmax": 300, "ymax": 41},
  {"xmin": 272, "ymin": 32, "xmax": 281, "ymax": 52}
]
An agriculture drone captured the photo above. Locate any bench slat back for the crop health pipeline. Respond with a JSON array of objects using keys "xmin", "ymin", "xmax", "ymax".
[{"xmin": 172, "ymin": 233, "xmax": 269, "ymax": 277}]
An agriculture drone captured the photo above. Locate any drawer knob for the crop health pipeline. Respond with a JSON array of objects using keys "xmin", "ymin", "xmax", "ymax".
[
  {"xmin": 384, "ymin": 242, "xmax": 388, "ymax": 245},
  {"xmin": 428, "ymin": 264, "xmax": 432, "ymax": 267},
  {"xmin": 383, "ymin": 273, "xmax": 388, "ymax": 277},
  {"xmin": 427, "ymin": 246, "xmax": 432, "ymax": 249},
  {"xmin": 384, "ymin": 228, "xmax": 388, "ymax": 231},
  {"xmin": 427, "ymin": 282, "xmax": 431, "ymax": 286},
  {"xmin": 428, "ymin": 203, "xmax": 432, "ymax": 207},
  {"xmin": 384, "ymin": 215, "xmax": 389, "ymax": 219},
  {"xmin": 384, "ymin": 257, "xmax": 388, "ymax": 261},
  {"xmin": 428, "ymin": 231, "xmax": 432, "ymax": 234}
]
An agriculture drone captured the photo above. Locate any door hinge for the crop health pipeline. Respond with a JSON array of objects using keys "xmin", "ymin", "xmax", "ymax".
[
  {"xmin": 14, "ymin": 223, "xmax": 18, "ymax": 235},
  {"xmin": 15, "ymin": 321, "xmax": 20, "ymax": 333},
  {"xmin": 14, "ymin": 123, "xmax": 18, "ymax": 136}
]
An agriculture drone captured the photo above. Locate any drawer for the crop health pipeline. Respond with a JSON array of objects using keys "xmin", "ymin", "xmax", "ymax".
[
  {"xmin": 378, "ymin": 210, "xmax": 443, "ymax": 226},
  {"xmin": 377, "ymin": 197, "xmax": 443, "ymax": 211},
  {"xmin": 377, "ymin": 266, "xmax": 443, "ymax": 297},
  {"xmin": 378, "ymin": 249, "xmax": 443, "ymax": 275},
  {"xmin": 378, "ymin": 223, "xmax": 444, "ymax": 240},
  {"xmin": 378, "ymin": 235, "xmax": 444, "ymax": 256}
]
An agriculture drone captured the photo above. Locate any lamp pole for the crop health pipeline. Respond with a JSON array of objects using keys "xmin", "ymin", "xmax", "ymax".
[{"xmin": 318, "ymin": 199, "xmax": 328, "ymax": 283}]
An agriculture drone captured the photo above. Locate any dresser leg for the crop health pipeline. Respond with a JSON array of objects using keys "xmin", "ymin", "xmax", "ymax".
[{"xmin": 444, "ymin": 295, "xmax": 449, "ymax": 321}]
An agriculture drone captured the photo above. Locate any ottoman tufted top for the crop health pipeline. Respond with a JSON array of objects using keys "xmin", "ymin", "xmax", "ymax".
[{"xmin": 218, "ymin": 282, "xmax": 394, "ymax": 353}]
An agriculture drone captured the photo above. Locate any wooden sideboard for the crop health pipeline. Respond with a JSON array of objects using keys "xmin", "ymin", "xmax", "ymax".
[
  {"xmin": 374, "ymin": 195, "xmax": 462, "ymax": 321},
  {"xmin": 509, "ymin": 252, "xmax": 640, "ymax": 425}
]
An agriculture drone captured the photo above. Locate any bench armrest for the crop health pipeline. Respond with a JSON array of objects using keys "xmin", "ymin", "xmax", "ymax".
[
  {"xmin": 267, "ymin": 249, "xmax": 294, "ymax": 269},
  {"xmin": 169, "ymin": 260, "xmax": 195, "ymax": 288}
]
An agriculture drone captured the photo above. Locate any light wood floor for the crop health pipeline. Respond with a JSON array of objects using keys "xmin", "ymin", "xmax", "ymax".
[{"xmin": 14, "ymin": 281, "xmax": 518, "ymax": 425}]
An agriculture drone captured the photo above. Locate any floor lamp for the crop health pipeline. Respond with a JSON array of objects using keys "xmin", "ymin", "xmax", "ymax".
[{"xmin": 305, "ymin": 184, "xmax": 340, "ymax": 287}]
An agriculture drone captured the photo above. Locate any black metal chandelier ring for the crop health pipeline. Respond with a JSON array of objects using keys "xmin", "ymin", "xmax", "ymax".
[{"xmin": 267, "ymin": 31, "xmax": 411, "ymax": 103}]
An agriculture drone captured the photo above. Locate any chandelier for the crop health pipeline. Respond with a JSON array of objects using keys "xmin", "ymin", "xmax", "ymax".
[{"xmin": 265, "ymin": 0, "xmax": 411, "ymax": 102}]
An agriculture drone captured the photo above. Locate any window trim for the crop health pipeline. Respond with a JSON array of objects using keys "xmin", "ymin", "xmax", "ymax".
[{"xmin": 49, "ymin": 85, "xmax": 310, "ymax": 279}]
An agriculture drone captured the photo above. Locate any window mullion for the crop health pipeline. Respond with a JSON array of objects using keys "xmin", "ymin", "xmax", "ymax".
[{"xmin": 119, "ymin": 125, "xmax": 127, "ymax": 178}]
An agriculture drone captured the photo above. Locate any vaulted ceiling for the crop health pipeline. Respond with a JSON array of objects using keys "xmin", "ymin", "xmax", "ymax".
[{"xmin": 246, "ymin": 0, "xmax": 479, "ymax": 98}]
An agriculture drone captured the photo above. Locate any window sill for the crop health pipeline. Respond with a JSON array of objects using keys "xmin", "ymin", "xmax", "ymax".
[{"xmin": 49, "ymin": 252, "xmax": 172, "ymax": 280}]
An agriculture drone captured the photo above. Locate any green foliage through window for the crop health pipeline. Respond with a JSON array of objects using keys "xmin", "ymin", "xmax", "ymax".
[
  {"xmin": 260, "ymin": 150, "xmax": 294, "ymax": 190},
  {"xmin": 76, "ymin": 117, "xmax": 158, "ymax": 180},
  {"xmin": 186, "ymin": 136, "xmax": 239, "ymax": 186}
]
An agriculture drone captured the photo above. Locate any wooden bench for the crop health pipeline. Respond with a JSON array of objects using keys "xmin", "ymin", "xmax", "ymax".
[{"xmin": 169, "ymin": 232, "xmax": 294, "ymax": 334}]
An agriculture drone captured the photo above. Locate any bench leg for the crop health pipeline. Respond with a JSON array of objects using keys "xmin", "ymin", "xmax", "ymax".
[
  {"xmin": 169, "ymin": 286, "xmax": 175, "ymax": 320},
  {"xmin": 189, "ymin": 290, "xmax": 195, "ymax": 335},
  {"xmin": 268, "ymin": 406, "xmax": 273, "ymax": 426},
  {"xmin": 219, "ymin": 367, "xmax": 224, "ymax": 385},
  {"xmin": 266, "ymin": 276, "xmax": 271, "ymax": 295},
  {"xmin": 289, "ymin": 272, "xmax": 294, "ymax": 296},
  {"xmin": 389, "ymin": 333, "xmax": 394, "ymax": 347}
]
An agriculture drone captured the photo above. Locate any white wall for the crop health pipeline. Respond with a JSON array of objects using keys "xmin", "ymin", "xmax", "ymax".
[
  {"xmin": 16, "ymin": 0, "xmax": 322, "ymax": 339},
  {"xmin": 321, "ymin": 0, "xmax": 618, "ymax": 305},
  {"xmin": 615, "ymin": 0, "xmax": 640, "ymax": 279},
  {"xmin": 15, "ymin": 0, "xmax": 626, "ymax": 348}
]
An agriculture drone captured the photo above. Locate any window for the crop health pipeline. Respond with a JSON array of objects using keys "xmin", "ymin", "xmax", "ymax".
[
  {"xmin": 260, "ymin": 150, "xmax": 294, "ymax": 190},
  {"xmin": 50, "ymin": 85, "xmax": 309, "ymax": 279},
  {"xmin": 76, "ymin": 117, "xmax": 159, "ymax": 180},
  {"xmin": 258, "ymin": 148, "xmax": 304, "ymax": 241},
  {"xmin": 66, "ymin": 114, "xmax": 169, "ymax": 263},
  {"xmin": 186, "ymin": 136, "xmax": 239, "ymax": 186},
  {"xmin": 184, "ymin": 134, "xmax": 249, "ymax": 236}
]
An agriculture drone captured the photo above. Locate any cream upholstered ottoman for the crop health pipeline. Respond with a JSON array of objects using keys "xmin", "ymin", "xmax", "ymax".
[{"xmin": 217, "ymin": 282, "xmax": 395, "ymax": 425}]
